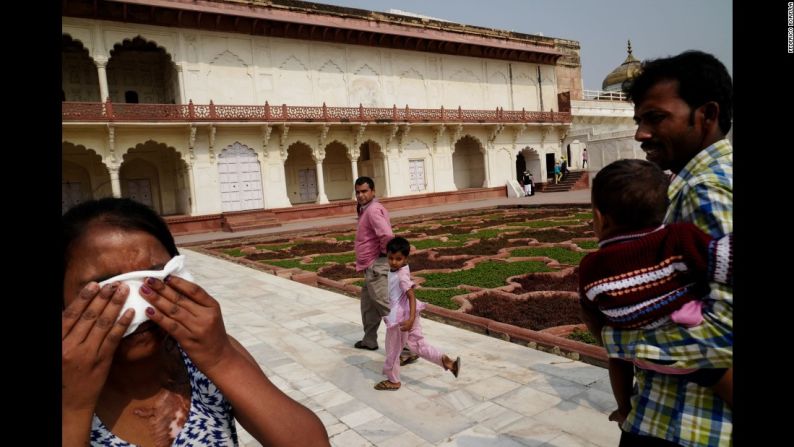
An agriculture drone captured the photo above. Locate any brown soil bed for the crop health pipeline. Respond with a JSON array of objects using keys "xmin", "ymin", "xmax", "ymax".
[
  {"xmin": 318, "ymin": 264, "xmax": 362, "ymax": 281},
  {"xmin": 407, "ymin": 252, "xmax": 473, "ymax": 272},
  {"xmin": 513, "ymin": 268, "xmax": 580, "ymax": 293},
  {"xmin": 286, "ymin": 241, "xmax": 354, "ymax": 255},
  {"xmin": 245, "ymin": 251, "xmax": 295, "ymax": 261},
  {"xmin": 510, "ymin": 228, "xmax": 576, "ymax": 243},
  {"xmin": 469, "ymin": 293, "xmax": 582, "ymax": 331}
]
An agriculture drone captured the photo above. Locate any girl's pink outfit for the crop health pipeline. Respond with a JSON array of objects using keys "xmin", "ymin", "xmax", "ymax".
[{"xmin": 382, "ymin": 265, "xmax": 443, "ymax": 383}]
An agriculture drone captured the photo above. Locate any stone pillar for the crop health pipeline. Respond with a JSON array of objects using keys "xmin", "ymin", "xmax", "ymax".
[
  {"xmin": 350, "ymin": 160, "xmax": 359, "ymax": 200},
  {"xmin": 186, "ymin": 163, "xmax": 198, "ymax": 215},
  {"xmin": 109, "ymin": 165, "xmax": 122, "ymax": 198},
  {"xmin": 315, "ymin": 159, "xmax": 329, "ymax": 204},
  {"xmin": 175, "ymin": 63, "xmax": 187, "ymax": 104},
  {"xmin": 94, "ymin": 56, "xmax": 110, "ymax": 101},
  {"xmin": 482, "ymin": 146, "xmax": 492, "ymax": 187}
]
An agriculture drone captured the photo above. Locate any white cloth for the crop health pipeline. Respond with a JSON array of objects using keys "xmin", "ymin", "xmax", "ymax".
[{"xmin": 98, "ymin": 255, "xmax": 194, "ymax": 337}]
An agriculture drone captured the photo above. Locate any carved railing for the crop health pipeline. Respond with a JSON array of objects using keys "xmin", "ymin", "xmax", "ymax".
[
  {"xmin": 62, "ymin": 100, "xmax": 572, "ymax": 124},
  {"xmin": 582, "ymin": 90, "xmax": 627, "ymax": 101}
]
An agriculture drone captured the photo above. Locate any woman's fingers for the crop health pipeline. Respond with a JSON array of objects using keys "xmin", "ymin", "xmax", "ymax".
[
  {"xmin": 63, "ymin": 282, "xmax": 120, "ymax": 342},
  {"xmin": 163, "ymin": 275, "xmax": 217, "ymax": 308},
  {"xmin": 139, "ymin": 287, "xmax": 192, "ymax": 339},
  {"xmin": 141, "ymin": 277, "xmax": 200, "ymax": 317},
  {"xmin": 98, "ymin": 308, "xmax": 135, "ymax": 357},
  {"xmin": 85, "ymin": 282, "xmax": 131, "ymax": 348}
]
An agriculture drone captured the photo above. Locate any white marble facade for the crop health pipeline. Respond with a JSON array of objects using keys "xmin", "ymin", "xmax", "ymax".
[{"xmin": 62, "ymin": 16, "xmax": 572, "ymax": 216}]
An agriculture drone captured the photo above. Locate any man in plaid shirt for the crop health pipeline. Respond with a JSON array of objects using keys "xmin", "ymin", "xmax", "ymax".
[{"xmin": 605, "ymin": 51, "xmax": 733, "ymax": 446}]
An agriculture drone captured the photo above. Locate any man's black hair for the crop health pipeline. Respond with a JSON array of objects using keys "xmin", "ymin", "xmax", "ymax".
[
  {"xmin": 355, "ymin": 176, "xmax": 375, "ymax": 190},
  {"xmin": 624, "ymin": 50, "xmax": 732, "ymax": 134}
]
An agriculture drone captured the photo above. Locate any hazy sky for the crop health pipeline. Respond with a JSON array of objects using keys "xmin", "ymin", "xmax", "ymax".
[{"xmin": 313, "ymin": 0, "xmax": 733, "ymax": 90}]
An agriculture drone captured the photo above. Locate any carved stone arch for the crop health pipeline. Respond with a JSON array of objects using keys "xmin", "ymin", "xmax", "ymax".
[
  {"xmin": 62, "ymin": 141, "xmax": 112, "ymax": 208},
  {"xmin": 451, "ymin": 134, "xmax": 484, "ymax": 154},
  {"xmin": 324, "ymin": 139, "xmax": 350, "ymax": 153},
  {"xmin": 108, "ymin": 35, "xmax": 177, "ymax": 63},
  {"xmin": 318, "ymin": 59, "xmax": 344, "ymax": 73},
  {"xmin": 278, "ymin": 55, "xmax": 309, "ymax": 71},
  {"xmin": 284, "ymin": 138, "xmax": 315, "ymax": 154},
  {"xmin": 489, "ymin": 71, "xmax": 508, "ymax": 84},
  {"xmin": 62, "ymin": 35, "xmax": 100, "ymax": 102},
  {"xmin": 284, "ymin": 141, "xmax": 318, "ymax": 204},
  {"xmin": 403, "ymin": 138, "xmax": 430, "ymax": 152},
  {"xmin": 209, "ymin": 50, "xmax": 249, "ymax": 67},
  {"xmin": 399, "ymin": 67, "xmax": 424, "ymax": 80},
  {"xmin": 449, "ymin": 68, "xmax": 481, "ymax": 82},
  {"xmin": 452, "ymin": 135, "xmax": 486, "ymax": 189},
  {"xmin": 107, "ymin": 37, "xmax": 179, "ymax": 104},
  {"xmin": 121, "ymin": 140, "xmax": 190, "ymax": 215},
  {"xmin": 354, "ymin": 64, "xmax": 379, "ymax": 76}
]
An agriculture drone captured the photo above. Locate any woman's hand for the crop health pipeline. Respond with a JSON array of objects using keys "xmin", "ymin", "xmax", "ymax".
[
  {"xmin": 62, "ymin": 282, "xmax": 133, "ymax": 412},
  {"xmin": 139, "ymin": 275, "xmax": 235, "ymax": 376},
  {"xmin": 62, "ymin": 282, "xmax": 133, "ymax": 445}
]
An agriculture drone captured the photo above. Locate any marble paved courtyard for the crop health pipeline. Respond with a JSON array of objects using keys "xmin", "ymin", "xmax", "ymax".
[{"xmin": 184, "ymin": 247, "xmax": 621, "ymax": 446}]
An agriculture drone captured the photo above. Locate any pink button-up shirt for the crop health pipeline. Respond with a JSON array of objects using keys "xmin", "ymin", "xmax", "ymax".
[{"xmin": 354, "ymin": 199, "xmax": 394, "ymax": 271}]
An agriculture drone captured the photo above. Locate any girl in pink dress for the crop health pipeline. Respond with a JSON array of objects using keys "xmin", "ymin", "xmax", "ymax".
[{"xmin": 374, "ymin": 237, "xmax": 461, "ymax": 391}]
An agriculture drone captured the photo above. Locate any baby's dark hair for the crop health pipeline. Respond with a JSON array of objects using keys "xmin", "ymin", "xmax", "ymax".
[
  {"xmin": 591, "ymin": 159, "xmax": 670, "ymax": 231},
  {"xmin": 386, "ymin": 236, "xmax": 411, "ymax": 256}
]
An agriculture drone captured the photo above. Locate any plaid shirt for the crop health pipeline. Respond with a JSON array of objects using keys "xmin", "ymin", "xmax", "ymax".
[{"xmin": 603, "ymin": 139, "xmax": 733, "ymax": 446}]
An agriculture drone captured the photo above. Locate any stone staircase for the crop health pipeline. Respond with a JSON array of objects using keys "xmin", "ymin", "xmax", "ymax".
[
  {"xmin": 541, "ymin": 170, "xmax": 589, "ymax": 193},
  {"xmin": 221, "ymin": 209, "xmax": 281, "ymax": 232}
]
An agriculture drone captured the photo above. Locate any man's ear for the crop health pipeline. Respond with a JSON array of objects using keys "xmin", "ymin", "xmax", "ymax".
[{"xmin": 701, "ymin": 102, "xmax": 720, "ymax": 128}]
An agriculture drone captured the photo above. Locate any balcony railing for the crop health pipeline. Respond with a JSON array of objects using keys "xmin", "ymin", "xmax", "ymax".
[
  {"xmin": 582, "ymin": 90, "xmax": 628, "ymax": 101},
  {"xmin": 62, "ymin": 100, "xmax": 572, "ymax": 124}
]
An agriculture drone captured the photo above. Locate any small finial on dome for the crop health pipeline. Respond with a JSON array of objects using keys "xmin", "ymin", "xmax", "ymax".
[{"xmin": 627, "ymin": 39, "xmax": 633, "ymax": 56}]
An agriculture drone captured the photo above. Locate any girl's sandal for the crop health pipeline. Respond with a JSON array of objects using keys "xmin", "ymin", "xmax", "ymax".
[
  {"xmin": 451, "ymin": 357, "xmax": 461, "ymax": 378},
  {"xmin": 374, "ymin": 380, "xmax": 401, "ymax": 391}
]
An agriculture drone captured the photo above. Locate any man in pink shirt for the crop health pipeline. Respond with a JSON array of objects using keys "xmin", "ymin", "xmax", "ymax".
[{"xmin": 353, "ymin": 177, "xmax": 415, "ymax": 364}]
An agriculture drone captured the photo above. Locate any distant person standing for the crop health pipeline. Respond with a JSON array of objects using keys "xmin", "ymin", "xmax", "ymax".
[
  {"xmin": 560, "ymin": 156, "xmax": 569, "ymax": 180},
  {"xmin": 553, "ymin": 162, "xmax": 561, "ymax": 184},
  {"xmin": 521, "ymin": 170, "xmax": 534, "ymax": 196},
  {"xmin": 582, "ymin": 148, "xmax": 589, "ymax": 168}
]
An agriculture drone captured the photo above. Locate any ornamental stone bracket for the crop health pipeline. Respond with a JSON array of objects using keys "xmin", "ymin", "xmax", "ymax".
[
  {"xmin": 317, "ymin": 124, "xmax": 330, "ymax": 150},
  {"xmin": 188, "ymin": 124, "xmax": 197, "ymax": 161},
  {"xmin": 512, "ymin": 123, "xmax": 528, "ymax": 152},
  {"xmin": 208, "ymin": 125, "xmax": 216, "ymax": 163},
  {"xmin": 278, "ymin": 124, "xmax": 290, "ymax": 160},
  {"xmin": 261, "ymin": 124, "xmax": 272, "ymax": 158},
  {"xmin": 385, "ymin": 123, "xmax": 399, "ymax": 155},
  {"xmin": 352, "ymin": 123, "xmax": 367, "ymax": 150},
  {"xmin": 448, "ymin": 123, "xmax": 464, "ymax": 148},
  {"xmin": 397, "ymin": 124, "xmax": 411, "ymax": 153},
  {"xmin": 432, "ymin": 124, "xmax": 446, "ymax": 152}
]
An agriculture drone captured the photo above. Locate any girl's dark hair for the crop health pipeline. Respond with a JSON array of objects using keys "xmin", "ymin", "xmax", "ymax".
[
  {"xmin": 62, "ymin": 198, "xmax": 179, "ymax": 276},
  {"xmin": 386, "ymin": 236, "xmax": 411, "ymax": 256},
  {"xmin": 591, "ymin": 159, "xmax": 670, "ymax": 231}
]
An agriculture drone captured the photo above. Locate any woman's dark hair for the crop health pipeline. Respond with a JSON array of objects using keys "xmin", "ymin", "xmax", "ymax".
[
  {"xmin": 386, "ymin": 236, "xmax": 411, "ymax": 256},
  {"xmin": 62, "ymin": 198, "xmax": 179, "ymax": 276},
  {"xmin": 591, "ymin": 159, "xmax": 670, "ymax": 231}
]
